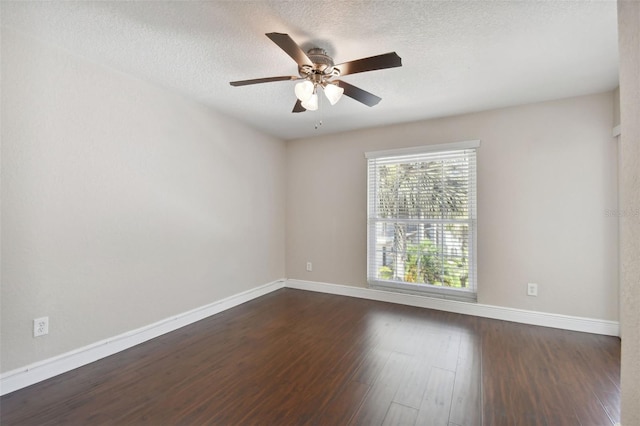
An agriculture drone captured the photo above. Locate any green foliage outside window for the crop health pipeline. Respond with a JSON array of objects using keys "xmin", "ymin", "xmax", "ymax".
[
  {"xmin": 379, "ymin": 238, "xmax": 469, "ymax": 288},
  {"xmin": 375, "ymin": 159, "xmax": 471, "ymax": 288}
]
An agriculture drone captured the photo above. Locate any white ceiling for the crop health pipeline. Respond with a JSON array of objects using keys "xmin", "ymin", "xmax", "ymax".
[{"xmin": 2, "ymin": 1, "xmax": 619, "ymax": 140}]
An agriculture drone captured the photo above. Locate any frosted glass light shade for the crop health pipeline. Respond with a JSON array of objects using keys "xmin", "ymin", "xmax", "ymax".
[
  {"xmin": 301, "ymin": 93, "xmax": 318, "ymax": 111},
  {"xmin": 294, "ymin": 81, "xmax": 314, "ymax": 102},
  {"xmin": 323, "ymin": 83, "xmax": 344, "ymax": 105}
]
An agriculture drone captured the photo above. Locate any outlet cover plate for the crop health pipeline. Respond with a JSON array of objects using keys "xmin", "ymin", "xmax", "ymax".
[{"xmin": 34, "ymin": 317, "xmax": 49, "ymax": 337}]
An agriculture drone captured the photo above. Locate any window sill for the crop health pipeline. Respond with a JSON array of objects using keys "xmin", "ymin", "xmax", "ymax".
[{"xmin": 369, "ymin": 280, "xmax": 477, "ymax": 303}]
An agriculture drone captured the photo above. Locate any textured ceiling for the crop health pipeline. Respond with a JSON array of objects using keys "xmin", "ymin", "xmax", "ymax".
[{"xmin": 2, "ymin": 1, "xmax": 619, "ymax": 140}]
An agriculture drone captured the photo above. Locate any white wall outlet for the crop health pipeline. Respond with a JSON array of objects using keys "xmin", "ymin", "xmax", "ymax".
[
  {"xmin": 33, "ymin": 317, "xmax": 49, "ymax": 337},
  {"xmin": 527, "ymin": 283, "xmax": 538, "ymax": 297},
  {"xmin": 306, "ymin": 262, "xmax": 312, "ymax": 272}
]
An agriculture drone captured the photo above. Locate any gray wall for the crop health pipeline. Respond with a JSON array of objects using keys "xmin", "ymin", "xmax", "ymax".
[
  {"xmin": 286, "ymin": 92, "xmax": 619, "ymax": 321},
  {"xmin": 1, "ymin": 28, "xmax": 286, "ymax": 372}
]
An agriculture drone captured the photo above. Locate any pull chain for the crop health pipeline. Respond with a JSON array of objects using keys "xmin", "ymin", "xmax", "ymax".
[{"xmin": 315, "ymin": 88, "xmax": 324, "ymax": 130}]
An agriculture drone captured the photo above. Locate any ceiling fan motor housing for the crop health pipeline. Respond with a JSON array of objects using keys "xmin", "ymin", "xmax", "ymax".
[{"xmin": 300, "ymin": 48, "xmax": 338, "ymax": 78}]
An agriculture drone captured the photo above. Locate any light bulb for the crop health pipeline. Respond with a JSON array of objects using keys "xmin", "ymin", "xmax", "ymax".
[
  {"xmin": 323, "ymin": 83, "xmax": 344, "ymax": 105},
  {"xmin": 301, "ymin": 93, "xmax": 318, "ymax": 111},
  {"xmin": 294, "ymin": 81, "xmax": 314, "ymax": 102}
]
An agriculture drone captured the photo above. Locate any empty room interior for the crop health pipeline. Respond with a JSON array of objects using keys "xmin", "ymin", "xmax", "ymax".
[{"xmin": 1, "ymin": 1, "xmax": 639, "ymax": 425}]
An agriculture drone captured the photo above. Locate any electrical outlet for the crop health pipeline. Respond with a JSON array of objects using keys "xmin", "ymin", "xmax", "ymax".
[
  {"xmin": 33, "ymin": 317, "xmax": 49, "ymax": 337},
  {"xmin": 527, "ymin": 283, "xmax": 538, "ymax": 297},
  {"xmin": 306, "ymin": 262, "xmax": 312, "ymax": 272}
]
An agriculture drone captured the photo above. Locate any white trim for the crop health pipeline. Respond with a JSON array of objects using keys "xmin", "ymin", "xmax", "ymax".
[
  {"xmin": 2, "ymin": 277, "xmax": 619, "ymax": 396},
  {"xmin": 364, "ymin": 139, "xmax": 481, "ymax": 159},
  {"xmin": 0, "ymin": 279, "xmax": 286, "ymax": 396},
  {"xmin": 285, "ymin": 279, "xmax": 620, "ymax": 337},
  {"xmin": 370, "ymin": 279, "xmax": 477, "ymax": 303},
  {"xmin": 612, "ymin": 124, "xmax": 621, "ymax": 137}
]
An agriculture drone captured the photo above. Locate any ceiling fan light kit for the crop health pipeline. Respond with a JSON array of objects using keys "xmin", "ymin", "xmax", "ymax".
[
  {"xmin": 230, "ymin": 32, "xmax": 402, "ymax": 113},
  {"xmin": 294, "ymin": 80, "xmax": 314, "ymax": 102},
  {"xmin": 323, "ymin": 83, "xmax": 344, "ymax": 105},
  {"xmin": 301, "ymin": 91, "xmax": 319, "ymax": 111},
  {"xmin": 295, "ymin": 80, "xmax": 344, "ymax": 108}
]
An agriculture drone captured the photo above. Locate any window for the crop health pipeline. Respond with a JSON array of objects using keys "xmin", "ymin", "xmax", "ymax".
[{"xmin": 366, "ymin": 140, "xmax": 479, "ymax": 302}]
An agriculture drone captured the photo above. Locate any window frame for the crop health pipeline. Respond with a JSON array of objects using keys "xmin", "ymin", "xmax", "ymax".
[{"xmin": 366, "ymin": 140, "xmax": 480, "ymax": 302}]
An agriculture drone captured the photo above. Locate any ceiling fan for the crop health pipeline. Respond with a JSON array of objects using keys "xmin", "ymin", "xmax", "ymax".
[{"xmin": 229, "ymin": 33, "xmax": 402, "ymax": 113}]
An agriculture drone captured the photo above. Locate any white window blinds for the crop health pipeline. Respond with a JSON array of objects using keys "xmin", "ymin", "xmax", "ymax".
[{"xmin": 366, "ymin": 141, "xmax": 479, "ymax": 301}]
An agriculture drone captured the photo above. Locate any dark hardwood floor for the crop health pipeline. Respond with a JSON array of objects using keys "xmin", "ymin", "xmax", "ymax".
[{"xmin": 0, "ymin": 289, "xmax": 620, "ymax": 425}]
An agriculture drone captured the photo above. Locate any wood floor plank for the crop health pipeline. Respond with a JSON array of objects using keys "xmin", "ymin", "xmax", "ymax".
[
  {"xmin": 573, "ymin": 394, "xmax": 616, "ymax": 426},
  {"xmin": 315, "ymin": 381, "xmax": 370, "ymax": 426},
  {"xmin": 349, "ymin": 352, "xmax": 412, "ymax": 426},
  {"xmin": 448, "ymin": 333, "xmax": 482, "ymax": 426},
  {"xmin": 348, "ymin": 383, "xmax": 398, "ymax": 426},
  {"xmin": 381, "ymin": 402, "xmax": 419, "ymax": 426},
  {"xmin": 597, "ymin": 390, "xmax": 621, "ymax": 425},
  {"xmin": 414, "ymin": 367, "xmax": 456, "ymax": 426},
  {"xmin": 372, "ymin": 351, "xmax": 411, "ymax": 389},
  {"xmin": 350, "ymin": 348, "xmax": 392, "ymax": 385},
  {"xmin": 430, "ymin": 333, "xmax": 462, "ymax": 372},
  {"xmin": 393, "ymin": 355, "xmax": 433, "ymax": 409},
  {"xmin": 0, "ymin": 289, "xmax": 621, "ymax": 426}
]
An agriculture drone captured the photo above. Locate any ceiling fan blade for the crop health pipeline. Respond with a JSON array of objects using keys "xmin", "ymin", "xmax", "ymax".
[
  {"xmin": 229, "ymin": 76, "xmax": 299, "ymax": 87},
  {"xmin": 335, "ymin": 80, "xmax": 382, "ymax": 107},
  {"xmin": 292, "ymin": 99, "xmax": 306, "ymax": 113},
  {"xmin": 335, "ymin": 52, "xmax": 402, "ymax": 77},
  {"xmin": 266, "ymin": 33, "xmax": 314, "ymax": 67}
]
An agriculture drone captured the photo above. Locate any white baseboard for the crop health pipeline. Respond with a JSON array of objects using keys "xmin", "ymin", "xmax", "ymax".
[
  {"xmin": 0, "ymin": 279, "xmax": 286, "ymax": 396},
  {"xmin": 285, "ymin": 279, "xmax": 620, "ymax": 337},
  {"xmin": 1, "ymin": 277, "xmax": 619, "ymax": 396}
]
